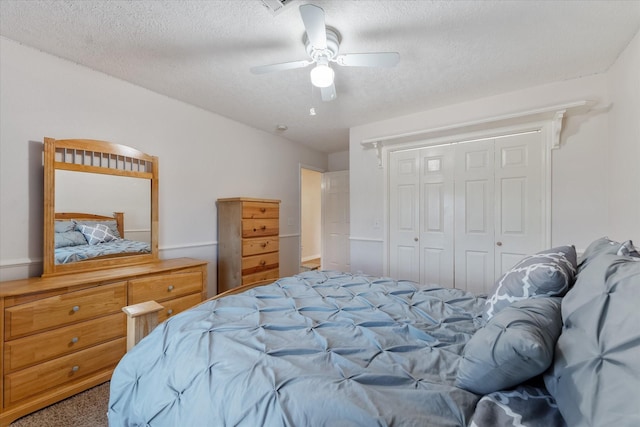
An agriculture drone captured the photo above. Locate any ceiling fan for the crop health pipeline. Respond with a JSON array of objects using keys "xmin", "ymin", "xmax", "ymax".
[{"xmin": 250, "ymin": 3, "xmax": 400, "ymax": 102}]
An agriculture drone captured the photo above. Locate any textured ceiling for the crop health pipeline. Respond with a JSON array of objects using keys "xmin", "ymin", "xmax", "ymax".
[{"xmin": 1, "ymin": 0, "xmax": 639, "ymax": 153}]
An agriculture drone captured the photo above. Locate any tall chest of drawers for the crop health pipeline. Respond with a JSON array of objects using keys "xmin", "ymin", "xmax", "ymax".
[
  {"xmin": 217, "ymin": 198, "xmax": 280, "ymax": 293},
  {"xmin": 0, "ymin": 258, "xmax": 207, "ymax": 426}
]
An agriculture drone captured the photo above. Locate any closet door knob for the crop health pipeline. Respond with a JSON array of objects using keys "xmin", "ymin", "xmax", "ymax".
[
  {"xmin": 496, "ymin": 241, "xmax": 503, "ymax": 246},
  {"xmin": 414, "ymin": 237, "xmax": 419, "ymax": 242}
]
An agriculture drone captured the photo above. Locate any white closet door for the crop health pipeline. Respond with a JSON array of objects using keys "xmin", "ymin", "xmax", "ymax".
[
  {"xmin": 388, "ymin": 131, "xmax": 545, "ymax": 292},
  {"xmin": 454, "ymin": 140, "xmax": 496, "ymax": 295},
  {"xmin": 389, "ymin": 150, "xmax": 420, "ymax": 282},
  {"xmin": 322, "ymin": 171, "xmax": 350, "ymax": 272},
  {"xmin": 419, "ymin": 145, "xmax": 455, "ymax": 287},
  {"xmin": 494, "ymin": 132, "xmax": 543, "ymax": 275}
]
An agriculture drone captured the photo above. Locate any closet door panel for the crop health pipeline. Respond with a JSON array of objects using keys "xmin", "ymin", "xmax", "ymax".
[
  {"xmin": 455, "ymin": 141, "xmax": 495, "ymax": 295},
  {"xmin": 494, "ymin": 132, "xmax": 543, "ymax": 275},
  {"xmin": 419, "ymin": 146, "xmax": 454, "ymax": 287},
  {"xmin": 389, "ymin": 151, "xmax": 420, "ymax": 282}
]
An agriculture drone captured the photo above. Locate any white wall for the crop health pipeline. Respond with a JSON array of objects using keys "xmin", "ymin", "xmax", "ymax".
[
  {"xmin": 328, "ymin": 151, "xmax": 349, "ymax": 172},
  {"xmin": 607, "ymin": 29, "xmax": 640, "ymax": 243},
  {"xmin": 349, "ymin": 47, "xmax": 640, "ymax": 275},
  {"xmin": 0, "ymin": 37, "xmax": 327, "ymax": 296}
]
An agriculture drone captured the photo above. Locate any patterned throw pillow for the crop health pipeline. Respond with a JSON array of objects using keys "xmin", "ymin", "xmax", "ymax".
[
  {"xmin": 74, "ymin": 220, "xmax": 121, "ymax": 239},
  {"xmin": 483, "ymin": 246, "xmax": 577, "ymax": 321},
  {"xmin": 78, "ymin": 223, "xmax": 119, "ymax": 245}
]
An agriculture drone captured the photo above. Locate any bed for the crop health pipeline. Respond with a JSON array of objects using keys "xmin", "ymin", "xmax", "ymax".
[
  {"xmin": 54, "ymin": 212, "xmax": 151, "ymax": 264},
  {"xmin": 108, "ymin": 240, "xmax": 639, "ymax": 426}
]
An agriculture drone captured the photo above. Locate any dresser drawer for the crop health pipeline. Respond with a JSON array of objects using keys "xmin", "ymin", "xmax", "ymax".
[
  {"xmin": 4, "ymin": 313, "xmax": 125, "ymax": 373},
  {"xmin": 242, "ymin": 237, "xmax": 279, "ymax": 256},
  {"xmin": 242, "ymin": 218, "xmax": 279, "ymax": 238},
  {"xmin": 5, "ymin": 282, "xmax": 127, "ymax": 339},
  {"xmin": 129, "ymin": 271, "xmax": 203, "ymax": 304},
  {"xmin": 157, "ymin": 293, "xmax": 203, "ymax": 323},
  {"xmin": 242, "ymin": 268, "xmax": 279, "ymax": 285},
  {"xmin": 241, "ymin": 252, "xmax": 279, "ymax": 276},
  {"xmin": 242, "ymin": 201, "xmax": 279, "ymax": 219},
  {"xmin": 4, "ymin": 337, "xmax": 125, "ymax": 407}
]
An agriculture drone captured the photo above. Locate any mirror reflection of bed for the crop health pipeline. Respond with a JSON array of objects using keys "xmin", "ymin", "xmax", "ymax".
[
  {"xmin": 53, "ymin": 170, "xmax": 151, "ymax": 265},
  {"xmin": 53, "ymin": 211, "xmax": 151, "ymax": 265}
]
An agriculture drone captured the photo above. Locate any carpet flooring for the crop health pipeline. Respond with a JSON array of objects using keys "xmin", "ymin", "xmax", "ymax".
[{"xmin": 10, "ymin": 382, "xmax": 109, "ymax": 427}]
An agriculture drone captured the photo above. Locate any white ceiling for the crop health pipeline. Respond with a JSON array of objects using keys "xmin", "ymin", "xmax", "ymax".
[{"xmin": 1, "ymin": 1, "xmax": 639, "ymax": 154}]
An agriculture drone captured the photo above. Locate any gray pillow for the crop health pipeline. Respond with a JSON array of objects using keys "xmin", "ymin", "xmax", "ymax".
[
  {"xmin": 483, "ymin": 246, "xmax": 576, "ymax": 321},
  {"xmin": 617, "ymin": 240, "xmax": 640, "ymax": 258},
  {"xmin": 54, "ymin": 230, "xmax": 88, "ymax": 248},
  {"xmin": 577, "ymin": 236, "xmax": 621, "ymax": 271},
  {"xmin": 544, "ymin": 255, "xmax": 640, "ymax": 426},
  {"xmin": 456, "ymin": 297, "xmax": 562, "ymax": 395},
  {"xmin": 54, "ymin": 220, "xmax": 76, "ymax": 233}
]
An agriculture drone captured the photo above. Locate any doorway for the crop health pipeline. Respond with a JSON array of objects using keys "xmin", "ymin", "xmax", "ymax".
[{"xmin": 300, "ymin": 167, "xmax": 322, "ymax": 271}]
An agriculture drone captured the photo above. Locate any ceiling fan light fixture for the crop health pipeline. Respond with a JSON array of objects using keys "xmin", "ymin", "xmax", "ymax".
[{"xmin": 310, "ymin": 63, "xmax": 334, "ymax": 88}]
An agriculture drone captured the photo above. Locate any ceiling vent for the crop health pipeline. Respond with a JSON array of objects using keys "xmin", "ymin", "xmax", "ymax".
[{"xmin": 260, "ymin": 0, "xmax": 296, "ymax": 16}]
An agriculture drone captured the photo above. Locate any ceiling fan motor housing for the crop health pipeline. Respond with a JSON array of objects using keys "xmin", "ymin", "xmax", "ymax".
[{"xmin": 305, "ymin": 28, "xmax": 340, "ymax": 62}]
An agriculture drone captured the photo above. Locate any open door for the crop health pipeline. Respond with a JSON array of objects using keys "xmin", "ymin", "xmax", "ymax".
[{"xmin": 321, "ymin": 170, "xmax": 350, "ymax": 272}]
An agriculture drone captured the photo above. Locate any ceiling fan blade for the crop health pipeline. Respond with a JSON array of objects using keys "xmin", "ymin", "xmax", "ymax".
[
  {"xmin": 335, "ymin": 52, "xmax": 400, "ymax": 68},
  {"xmin": 299, "ymin": 4, "xmax": 327, "ymax": 50},
  {"xmin": 320, "ymin": 83, "xmax": 337, "ymax": 102},
  {"xmin": 250, "ymin": 60, "xmax": 312, "ymax": 74}
]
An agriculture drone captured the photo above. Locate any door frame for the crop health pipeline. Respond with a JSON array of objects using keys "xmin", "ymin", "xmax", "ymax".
[
  {"xmin": 382, "ymin": 120, "xmax": 553, "ymax": 276},
  {"xmin": 299, "ymin": 164, "xmax": 325, "ymax": 272}
]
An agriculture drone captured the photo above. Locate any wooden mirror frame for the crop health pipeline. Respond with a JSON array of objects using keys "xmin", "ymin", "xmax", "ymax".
[{"xmin": 42, "ymin": 138, "xmax": 159, "ymax": 276}]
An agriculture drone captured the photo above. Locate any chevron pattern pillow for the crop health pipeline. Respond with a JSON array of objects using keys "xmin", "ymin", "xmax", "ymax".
[
  {"xmin": 78, "ymin": 223, "xmax": 119, "ymax": 245},
  {"xmin": 483, "ymin": 246, "xmax": 577, "ymax": 321}
]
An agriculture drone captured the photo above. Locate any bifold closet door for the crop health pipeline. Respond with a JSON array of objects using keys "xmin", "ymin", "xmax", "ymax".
[
  {"xmin": 389, "ymin": 146, "xmax": 454, "ymax": 286},
  {"xmin": 389, "ymin": 150, "xmax": 420, "ymax": 282},
  {"xmin": 389, "ymin": 131, "xmax": 544, "ymax": 293},
  {"xmin": 454, "ymin": 132, "xmax": 543, "ymax": 295}
]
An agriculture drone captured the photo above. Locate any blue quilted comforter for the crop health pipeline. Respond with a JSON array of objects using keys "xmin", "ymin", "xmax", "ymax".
[{"xmin": 108, "ymin": 271, "xmax": 488, "ymax": 426}]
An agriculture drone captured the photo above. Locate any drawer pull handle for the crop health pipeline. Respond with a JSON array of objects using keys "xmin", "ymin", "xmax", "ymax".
[
  {"xmin": 260, "ymin": 260, "xmax": 266, "ymax": 266},
  {"xmin": 261, "ymin": 242, "xmax": 268, "ymax": 248},
  {"xmin": 167, "ymin": 309, "xmax": 174, "ymax": 315},
  {"xmin": 261, "ymin": 225, "xmax": 267, "ymax": 230},
  {"xmin": 167, "ymin": 285, "xmax": 175, "ymax": 292},
  {"xmin": 260, "ymin": 208, "xmax": 266, "ymax": 213},
  {"xmin": 72, "ymin": 306, "xmax": 80, "ymax": 312},
  {"xmin": 71, "ymin": 365, "xmax": 79, "ymax": 373},
  {"xmin": 71, "ymin": 337, "xmax": 79, "ymax": 344}
]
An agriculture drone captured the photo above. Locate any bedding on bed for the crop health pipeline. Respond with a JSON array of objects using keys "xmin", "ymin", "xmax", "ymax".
[
  {"xmin": 54, "ymin": 239, "xmax": 151, "ymax": 264},
  {"xmin": 53, "ymin": 219, "xmax": 150, "ymax": 264},
  {"xmin": 108, "ymin": 270, "xmax": 564, "ymax": 426}
]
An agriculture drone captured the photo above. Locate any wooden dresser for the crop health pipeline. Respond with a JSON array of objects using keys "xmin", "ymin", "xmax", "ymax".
[
  {"xmin": 217, "ymin": 198, "xmax": 280, "ymax": 293},
  {"xmin": 0, "ymin": 258, "xmax": 207, "ymax": 426}
]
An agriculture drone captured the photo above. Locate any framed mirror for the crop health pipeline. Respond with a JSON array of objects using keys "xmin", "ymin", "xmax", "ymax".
[{"xmin": 42, "ymin": 138, "xmax": 159, "ymax": 276}]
